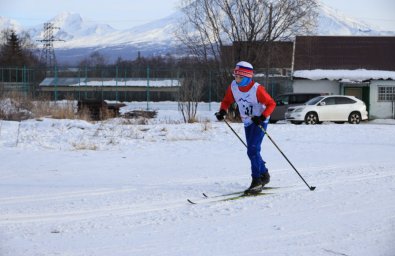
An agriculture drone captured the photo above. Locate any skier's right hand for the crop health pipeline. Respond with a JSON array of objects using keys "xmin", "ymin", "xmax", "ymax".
[{"xmin": 215, "ymin": 109, "xmax": 227, "ymax": 121}]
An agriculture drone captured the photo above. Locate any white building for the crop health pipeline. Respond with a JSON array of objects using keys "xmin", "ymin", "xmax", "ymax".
[
  {"xmin": 292, "ymin": 69, "xmax": 395, "ymax": 119},
  {"xmin": 292, "ymin": 36, "xmax": 395, "ymax": 119}
]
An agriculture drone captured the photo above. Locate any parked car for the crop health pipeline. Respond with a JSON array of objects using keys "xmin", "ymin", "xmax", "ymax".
[
  {"xmin": 285, "ymin": 95, "xmax": 368, "ymax": 125},
  {"xmin": 270, "ymin": 93, "xmax": 326, "ymax": 123}
]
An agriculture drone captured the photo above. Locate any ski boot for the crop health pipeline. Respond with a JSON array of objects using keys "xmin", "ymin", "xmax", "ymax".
[
  {"xmin": 244, "ymin": 177, "xmax": 263, "ymax": 195},
  {"xmin": 261, "ymin": 171, "xmax": 270, "ymax": 187}
]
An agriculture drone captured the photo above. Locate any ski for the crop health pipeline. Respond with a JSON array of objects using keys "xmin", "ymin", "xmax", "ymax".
[
  {"xmin": 218, "ymin": 191, "xmax": 272, "ymax": 202},
  {"xmin": 187, "ymin": 187, "xmax": 279, "ymax": 205},
  {"xmin": 187, "ymin": 191, "xmax": 272, "ymax": 204},
  {"xmin": 202, "ymin": 186, "xmax": 280, "ymax": 199}
]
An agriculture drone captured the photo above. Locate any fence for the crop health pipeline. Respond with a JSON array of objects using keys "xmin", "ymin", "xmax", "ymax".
[
  {"xmin": 0, "ymin": 66, "xmax": 292, "ymax": 104},
  {"xmin": 0, "ymin": 67, "xmax": 37, "ymax": 96}
]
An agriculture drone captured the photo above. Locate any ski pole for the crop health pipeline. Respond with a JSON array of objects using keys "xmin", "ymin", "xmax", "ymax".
[
  {"xmin": 223, "ymin": 118, "xmax": 247, "ymax": 148},
  {"xmin": 258, "ymin": 124, "xmax": 316, "ymax": 191}
]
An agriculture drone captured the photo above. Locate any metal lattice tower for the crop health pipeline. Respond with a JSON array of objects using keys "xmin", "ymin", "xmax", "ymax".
[{"xmin": 38, "ymin": 23, "xmax": 63, "ymax": 68}]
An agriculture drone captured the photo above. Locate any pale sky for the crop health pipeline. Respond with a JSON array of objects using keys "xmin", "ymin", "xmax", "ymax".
[
  {"xmin": 0, "ymin": 0, "xmax": 180, "ymax": 29},
  {"xmin": 0, "ymin": 0, "xmax": 394, "ymax": 31}
]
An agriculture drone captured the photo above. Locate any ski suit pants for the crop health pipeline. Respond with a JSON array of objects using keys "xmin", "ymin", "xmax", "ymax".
[{"xmin": 244, "ymin": 119, "xmax": 269, "ymax": 178}]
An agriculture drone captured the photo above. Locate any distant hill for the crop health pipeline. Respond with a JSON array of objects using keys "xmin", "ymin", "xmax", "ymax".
[{"xmin": 1, "ymin": 1, "xmax": 393, "ymax": 65}]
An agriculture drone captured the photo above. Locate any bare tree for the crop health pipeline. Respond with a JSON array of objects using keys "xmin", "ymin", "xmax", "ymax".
[
  {"xmin": 177, "ymin": 0, "xmax": 318, "ymax": 83},
  {"xmin": 178, "ymin": 72, "xmax": 205, "ymax": 123},
  {"xmin": 78, "ymin": 51, "xmax": 108, "ymax": 77},
  {"xmin": 79, "ymin": 51, "xmax": 107, "ymax": 67}
]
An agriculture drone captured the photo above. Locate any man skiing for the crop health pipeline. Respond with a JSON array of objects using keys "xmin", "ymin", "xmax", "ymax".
[{"xmin": 215, "ymin": 61, "xmax": 276, "ymax": 195}]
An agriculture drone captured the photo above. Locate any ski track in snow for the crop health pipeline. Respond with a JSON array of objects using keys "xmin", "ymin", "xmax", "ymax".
[{"xmin": 0, "ymin": 111, "xmax": 395, "ymax": 256}]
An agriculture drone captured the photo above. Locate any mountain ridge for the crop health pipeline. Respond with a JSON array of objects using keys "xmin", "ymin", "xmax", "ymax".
[{"xmin": 1, "ymin": 2, "xmax": 394, "ymax": 64}]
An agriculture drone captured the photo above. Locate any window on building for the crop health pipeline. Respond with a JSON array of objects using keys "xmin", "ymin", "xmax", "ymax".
[{"xmin": 378, "ymin": 86, "xmax": 395, "ymax": 101}]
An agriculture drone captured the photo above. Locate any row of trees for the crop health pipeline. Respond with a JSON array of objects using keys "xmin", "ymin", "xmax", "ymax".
[{"xmin": 0, "ymin": 29, "xmax": 41, "ymax": 67}]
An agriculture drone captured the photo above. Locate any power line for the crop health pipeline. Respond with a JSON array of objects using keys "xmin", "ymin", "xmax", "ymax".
[{"xmin": 37, "ymin": 23, "xmax": 64, "ymax": 68}]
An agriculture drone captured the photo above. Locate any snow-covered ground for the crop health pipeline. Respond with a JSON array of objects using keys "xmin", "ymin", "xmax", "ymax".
[{"xmin": 0, "ymin": 102, "xmax": 394, "ymax": 256}]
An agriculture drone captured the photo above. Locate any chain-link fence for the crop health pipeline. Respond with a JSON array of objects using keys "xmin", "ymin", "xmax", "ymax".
[{"xmin": 0, "ymin": 66, "xmax": 292, "ymax": 103}]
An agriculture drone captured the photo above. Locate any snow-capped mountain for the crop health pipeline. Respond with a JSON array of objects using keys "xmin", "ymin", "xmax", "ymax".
[
  {"xmin": 0, "ymin": 2, "xmax": 393, "ymax": 64},
  {"xmin": 316, "ymin": 1, "xmax": 378, "ymax": 35},
  {"xmin": 27, "ymin": 11, "xmax": 183, "ymax": 64},
  {"xmin": 37, "ymin": 11, "xmax": 182, "ymax": 48}
]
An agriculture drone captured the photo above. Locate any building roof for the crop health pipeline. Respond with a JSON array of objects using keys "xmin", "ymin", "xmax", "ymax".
[
  {"xmin": 293, "ymin": 69, "xmax": 395, "ymax": 82},
  {"xmin": 39, "ymin": 77, "xmax": 181, "ymax": 87}
]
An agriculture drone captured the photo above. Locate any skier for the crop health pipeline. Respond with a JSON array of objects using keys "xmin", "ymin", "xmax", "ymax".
[{"xmin": 215, "ymin": 61, "xmax": 276, "ymax": 195}]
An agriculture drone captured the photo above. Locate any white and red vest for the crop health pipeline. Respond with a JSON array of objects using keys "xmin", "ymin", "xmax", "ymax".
[{"xmin": 230, "ymin": 81, "xmax": 266, "ymax": 126}]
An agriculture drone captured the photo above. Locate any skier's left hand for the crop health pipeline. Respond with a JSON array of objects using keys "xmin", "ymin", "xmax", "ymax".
[{"xmin": 251, "ymin": 115, "xmax": 266, "ymax": 125}]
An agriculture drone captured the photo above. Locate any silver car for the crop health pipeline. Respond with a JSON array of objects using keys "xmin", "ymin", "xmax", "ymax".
[{"xmin": 285, "ymin": 95, "xmax": 368, "ymax": 125}]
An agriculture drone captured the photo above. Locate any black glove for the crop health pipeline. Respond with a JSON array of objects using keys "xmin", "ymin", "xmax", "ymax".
[
  {"xmin": 251, "ymin": 115, "xmax": 266, "ymax": 125},
  {"xmin": 215, "ymin": 109, "xmax": 227, "ymax": 121}
]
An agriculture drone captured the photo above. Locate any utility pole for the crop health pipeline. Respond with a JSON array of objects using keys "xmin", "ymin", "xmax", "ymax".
[{"xmin": 37, "ymin": 23, "xmax": 64, "ymax": 69}]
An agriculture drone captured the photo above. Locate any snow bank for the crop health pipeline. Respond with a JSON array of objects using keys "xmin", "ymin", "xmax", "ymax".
[{"xmin": 0, "ymin": 104, "xmax": 394, "ymax": 256}]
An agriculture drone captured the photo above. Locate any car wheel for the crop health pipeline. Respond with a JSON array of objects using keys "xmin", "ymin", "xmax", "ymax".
[
  {"xmin": 348, "ymin": 111, "xmax": 361, "ymax": 124},
  {"xmin": 304, "ymin": 112, "xmax": 319, "ymax": 125}
]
